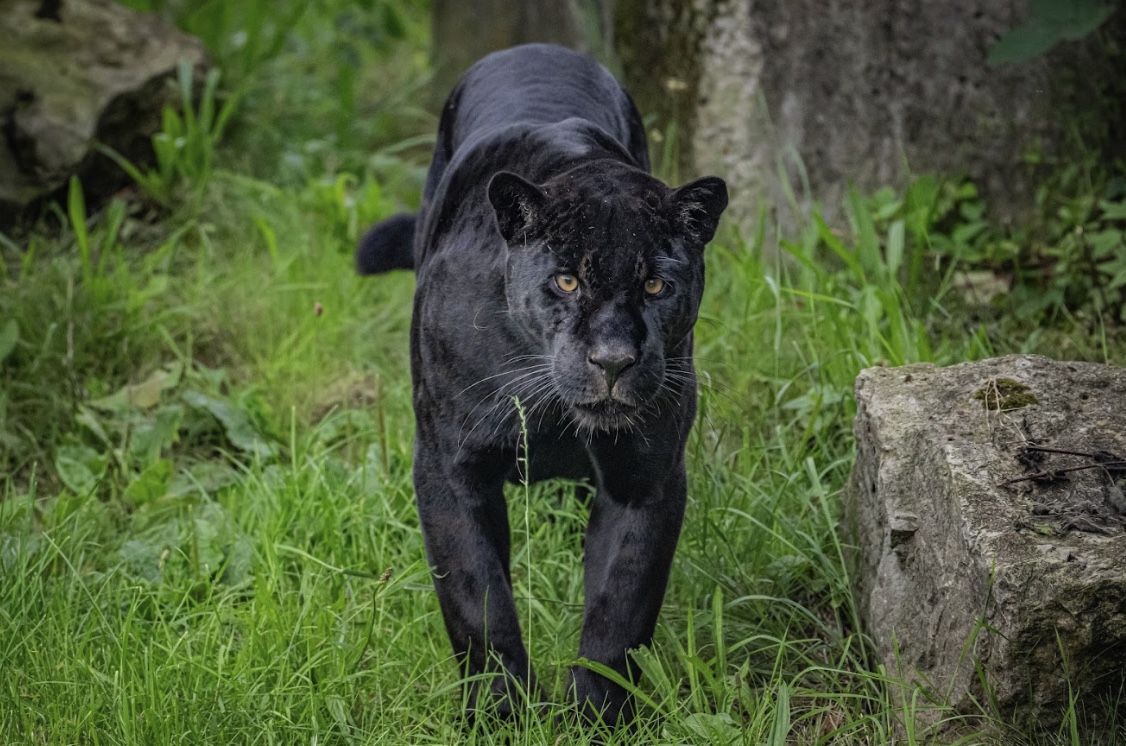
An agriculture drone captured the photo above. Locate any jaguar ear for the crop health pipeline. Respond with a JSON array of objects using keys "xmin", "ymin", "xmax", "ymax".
[
  {"xmin": 666, "ymin": 176, "xmax": 728, "ymax": 245},
  {"xmin": 488, "ymin": 172, "xmax": 548, "ymax": 244}
]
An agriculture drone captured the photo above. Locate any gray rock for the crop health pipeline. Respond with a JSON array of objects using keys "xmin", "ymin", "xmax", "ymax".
[
  {"xmin": 0, "ymin": 0, "xmax": 209, "ymax": 228},
  {"xmin": 846, "ymin": 355, "xmax": 1126, "ymax": 729}
]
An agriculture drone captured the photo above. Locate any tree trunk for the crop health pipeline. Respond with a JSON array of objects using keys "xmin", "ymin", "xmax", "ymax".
[
  {"xmin": 615, "ymin": 0, "xmax": 1126, "ymax": 228},
  {"xmin": 431, "ymin": 0, "xmax": 613, "ymax": 102}
]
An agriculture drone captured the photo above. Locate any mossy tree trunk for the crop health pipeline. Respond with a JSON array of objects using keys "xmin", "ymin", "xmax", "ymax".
[
  {"xmin": 430, "ymin": 0, "xmax": 613, "ymax": 103},
  {"xmin": 614, "ymin": 0, "xmax": 1126, "ymax": 228}
]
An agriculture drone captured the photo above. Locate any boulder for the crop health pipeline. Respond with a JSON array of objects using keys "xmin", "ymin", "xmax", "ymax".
[
  {"xmin": 846, "ymin": 355, "xmax": 1126, "ymax": 729},
  {"xmin": 0, "ymin": 0, "xmax": 209, "ymax": 229}
]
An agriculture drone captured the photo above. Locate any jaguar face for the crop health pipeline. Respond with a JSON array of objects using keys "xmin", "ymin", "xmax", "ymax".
[{"xmin": 488, "ymin": 161, "xmax": 727, "ymax": 433}]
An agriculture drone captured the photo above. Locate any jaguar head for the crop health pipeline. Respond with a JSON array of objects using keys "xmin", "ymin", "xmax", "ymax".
[{"xmin": 488, "ymin": 161, "xmax": 727, "ymax": 433}]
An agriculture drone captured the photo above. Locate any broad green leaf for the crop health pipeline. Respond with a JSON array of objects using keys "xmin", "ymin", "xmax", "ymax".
[
  {"xmin": 988, "ymin": 22, "xmax": 1057, "ymax": 65},
  {"xmin": 681, "ymin": 713, "xmax": 741, "ymax": 745},
  {"xmin": 75, "ymin": 406, "xmax": 113, "ymax": 448},
  {"xmin": 1100, "ymin": 199, "xmax": 1126, "ymax": 221},
  {"xmin": 55, "ymin": 444, "xmax": 105, "ymax": 494},
  {"xmin": 183, "ymin": 390, "xmax": 275, "ymax": 459},
  {"xmin": 1031, "ymin": 0, "xmax": 1114, "ymax": 35},
  {"xmin": 129, "ymin": 405, "xmax": 183, "ymax": 466},
  {"xmin": 168, "ymin": 461, "xmax": 240, "ymax": 497},
  {"xmin": 123, "ymin": 459, "xmax": 173, "ymax": 505},
  {"xmin": 989, "ymin": 0, "xmax": 1114, "ymax": 65},
  {"xmin": 1107, "ymin": 262, "xmax": 1126, "ymax": 291},
  {"xmin": 1089, "ymin": 228, "xmax": 1122, "ymax": 259},
  {"xmin": 118, "ymin": 539, "xmax": 165, "ymax": 584},
  {"xmin": 88, "ymin": 364, "xmax": 183, "ymax": 412},
  {"xmin": 118, "ymin": 519, "xmax": 179, "ymax": 583},
  {"xmin": 222, "ymin": 535, "xmax": 254, "ymax": 585},
  {"xmin": 193, "ymin": 513, "xmax": 224, "ymax": 576}
]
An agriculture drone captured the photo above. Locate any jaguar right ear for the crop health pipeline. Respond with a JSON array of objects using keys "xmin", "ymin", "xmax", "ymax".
[
  {"xmin": 488, "ymin": 172, "xmax": 547, "ymax": 244},
  {"xmin": 665, "ymin": 176, "xmax": 728, "ymax": 246}
]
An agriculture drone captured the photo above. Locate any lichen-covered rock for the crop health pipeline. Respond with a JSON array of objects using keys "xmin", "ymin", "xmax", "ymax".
[
  {"xmin": 846, "ymin": 355, "xmax": 1126, "ymax": 729},
  {"xmin": 0, "ymin": 0, "xmax": 209, "ymax": 228}
]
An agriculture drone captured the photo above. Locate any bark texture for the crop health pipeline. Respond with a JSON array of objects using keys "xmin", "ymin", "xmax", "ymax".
[
  {"xmin": 846, "ymin": 355, "xmax": 1126, "ymax": 730},
  {"xmin": 615, "ymin": 1, "xmax": 1126, "ymax": 228},
  {"xmin": 0, "ymin": 0, "xmax": 209, "ymax": 228},
  {"xmin": 430, "ymin": 0, "xmax": 613, "ymax": 102}
]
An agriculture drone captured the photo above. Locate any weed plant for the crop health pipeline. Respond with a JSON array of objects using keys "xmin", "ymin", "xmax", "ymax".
[{"xmin": 1, "ymin": 2, "xmax": 1123, "ymax": 744}]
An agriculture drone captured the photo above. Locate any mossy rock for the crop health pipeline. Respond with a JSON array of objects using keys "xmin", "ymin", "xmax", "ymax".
[
  {"xmin": 0, "ymin": 0, "xmax": 209, "ymax": 229},
  {"xmin": 972, "ymin": 377, "xmax": 1039, "ymax": 411}
]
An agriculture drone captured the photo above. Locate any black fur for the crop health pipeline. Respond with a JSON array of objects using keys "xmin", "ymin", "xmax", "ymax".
[
  {"xmin": 358, "ymin": 44, "xmax": 727, "ymax": 725},
  {"xmin": 356, "ymin": 212, "xmax": 416, "ymax": 274}
]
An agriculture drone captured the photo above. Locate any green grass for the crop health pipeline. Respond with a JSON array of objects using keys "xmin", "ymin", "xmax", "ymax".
[{"xmin": 2, "ymin": 2, "xmax": 1125, "ymax": 744}]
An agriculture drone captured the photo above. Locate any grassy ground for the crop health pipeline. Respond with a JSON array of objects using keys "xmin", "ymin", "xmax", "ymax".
[{"xmin": 2, "ymin": 2, "xmax": 1125, "ymax": 744}]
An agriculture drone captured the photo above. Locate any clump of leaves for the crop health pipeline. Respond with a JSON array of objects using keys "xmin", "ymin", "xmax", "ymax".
[
  {"xmin": 98, "ymin": 61, "xmax": 238, "ymax": 208},
  {"xmin": 57, "ymin": 361, "xmax": 279, "ymax": 499},
  {"xmin": 42, "ymin": 359, "xmax": 272, "ymax": 585},
  {"xmin": 1013, "ymin": 175, "xmax": 1126, "ymax": 321},
  {"xmin": 865, "ymin": 167, "xmax": 1126, "ymax": 325},
  {"xmin": 0, "ymin": 180, "xmax": 175, "ymax": 483}
]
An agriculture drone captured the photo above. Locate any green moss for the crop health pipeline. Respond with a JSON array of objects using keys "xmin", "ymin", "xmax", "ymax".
[{"xmin": 972, "ymin": 377, "xmax": 1039, "ymax": 411}]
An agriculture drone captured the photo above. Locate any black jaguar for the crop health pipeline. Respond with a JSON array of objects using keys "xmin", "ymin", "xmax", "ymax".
[{"xmin": 357, "ymin": 43, "xmax": 727, "ymax": 725}]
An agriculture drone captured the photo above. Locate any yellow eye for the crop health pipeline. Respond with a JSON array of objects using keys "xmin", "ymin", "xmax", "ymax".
[
  {"xmin": 644, "ymin": 277, "xmax": 665, "ymax": 295},
  {"xmin": 555, "ymin": 274, "xmax": 579, "ymax": 293}
]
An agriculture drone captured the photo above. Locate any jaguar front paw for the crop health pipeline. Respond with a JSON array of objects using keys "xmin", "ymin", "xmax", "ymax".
[
  {"xmin": 567, "ymin": 666, "xmax": 633, "ymax": 726},
  {"xmin": 464, "ymin": 669, "xmax": 543, "ymax": 723}
]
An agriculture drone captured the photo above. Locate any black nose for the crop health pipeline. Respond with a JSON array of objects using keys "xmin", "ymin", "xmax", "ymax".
[{"xmin": 588, "ymin": 348, "xmax": 637, "ymax": 392}]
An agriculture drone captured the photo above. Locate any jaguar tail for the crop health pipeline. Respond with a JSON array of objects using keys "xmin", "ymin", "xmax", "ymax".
[{"xmin": 355, "ymin": 213, "xmax": 416, "ymax": 274}]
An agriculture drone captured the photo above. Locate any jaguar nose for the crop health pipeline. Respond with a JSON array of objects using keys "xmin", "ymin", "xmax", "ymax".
[{"xmin": 588, "ymin": 347, "xmax": 637, "ymax": 393}]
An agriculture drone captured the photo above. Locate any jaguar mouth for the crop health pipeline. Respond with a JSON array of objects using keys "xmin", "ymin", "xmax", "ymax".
[{"xmin": 569, "ymin": 398, "xmax": 641, "ymax": 431}]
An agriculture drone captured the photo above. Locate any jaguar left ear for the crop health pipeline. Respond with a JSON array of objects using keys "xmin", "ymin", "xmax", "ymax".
[
  {"xmin": 666, "ymin": 176, "xmax": 728, "ymax": 245},
  {"xmin": 488, "ymin": 171, "xmax": 547, "ymax": 244}
]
